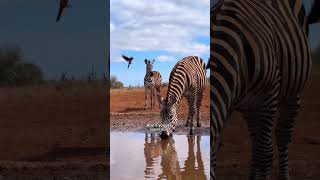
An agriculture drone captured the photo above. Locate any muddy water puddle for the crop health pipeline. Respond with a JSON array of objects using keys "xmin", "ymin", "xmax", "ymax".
[{"xmin": 111, "ymin": 132, "xmax": 210, "ymax": 180}]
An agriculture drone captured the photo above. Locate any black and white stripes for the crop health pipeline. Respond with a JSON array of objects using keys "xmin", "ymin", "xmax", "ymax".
[
  {"xmin": 210, "ymin": 0, "xmax": 320, "ymax": 179},
  {"xmin": 144, "ymin": 59, "xmax": 163, "ymax": 110},
  {"xmin": 158, "ymin": 56, "xmax": 207, "ymax": 138}
]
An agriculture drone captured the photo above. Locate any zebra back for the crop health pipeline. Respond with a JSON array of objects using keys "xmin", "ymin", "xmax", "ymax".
[{"xmin": 165, "ymin": 56, "xmax": 207, "ymax": 106}]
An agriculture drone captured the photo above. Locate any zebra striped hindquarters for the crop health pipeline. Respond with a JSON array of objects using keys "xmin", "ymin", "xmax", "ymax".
[
  {"xmin": 144, "ymin": 59, "xmax": 163, "ymax": 110},
  {"xmin": 158, "ymin": 56, "xmax": 207, "ymax": 139},
  {"xmin": 210, "ymin": 0, "xmax": 320, "ymax": 180}
]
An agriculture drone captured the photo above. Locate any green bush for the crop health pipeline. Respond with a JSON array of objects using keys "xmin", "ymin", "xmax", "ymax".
[
  {"xmin": 162, "ymin": 82, "xmax": 169, "ymax": 87},
  {"xmin": 0, "ymin": 43, "xmax": 43, "ymax": 86},
  {"xmin": 13, "ymin": 63, "xmax": 43, "ymax": 86},
  {"xmin": 110, "ymin": 75, "xmax": 124, "ymax": 89}
]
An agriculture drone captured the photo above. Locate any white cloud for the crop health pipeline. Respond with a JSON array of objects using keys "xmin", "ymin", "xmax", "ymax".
[
  {"xmin": 110, "ymin": 22, "xmax": 115, "ymax": 33},
  {"xmin": 110, "ymin": 0, "xmax": 210, "ymax": 62},
  {"xmin": 157, "ymin": 55, "xmax": 176, "ymax": 62}
]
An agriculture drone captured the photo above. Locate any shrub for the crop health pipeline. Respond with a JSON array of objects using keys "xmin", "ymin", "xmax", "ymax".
[
  {"xmin": 0, "ymin": 43, "xmax": 43, "ymax": 86},
  {"xmin": 110, "ymin": 75, "xmax": 124, "ymax": 89},
  {"xmin": 162, "ymin": 82, "xmax": 169, "ymax": 87}
]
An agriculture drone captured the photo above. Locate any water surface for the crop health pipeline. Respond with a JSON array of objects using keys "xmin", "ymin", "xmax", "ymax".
[{"xmin": 111, "ymin": 132, "xmax": 210, "ymax": 180}]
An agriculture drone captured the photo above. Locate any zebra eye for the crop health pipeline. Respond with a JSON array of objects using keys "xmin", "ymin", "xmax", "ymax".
[{"xmin": 169, "ymin": 115, "xmax": 173, "ymax": 119}]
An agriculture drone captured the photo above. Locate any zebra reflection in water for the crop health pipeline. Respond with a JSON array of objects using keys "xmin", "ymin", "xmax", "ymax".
[{"xmin": 144, "ymin": 133, "xmax": 207, "ymax": 180}]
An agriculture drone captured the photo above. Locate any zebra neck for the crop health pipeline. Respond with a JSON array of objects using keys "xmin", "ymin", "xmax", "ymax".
[
  {"xmin": 166, "ymin": 93, "xmax": 181, "ymax": 108},
  {"xmin": 146, "ymin": 68, "xmax": 152, "ymax": 75}
]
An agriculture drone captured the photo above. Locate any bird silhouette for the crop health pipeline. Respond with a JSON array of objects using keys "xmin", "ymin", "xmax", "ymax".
[
  {"xmin": 56, "ymin": 0, "xmax": 71, "ymax": 22},
  {"xmin": 121, "ymin": 55, "xmax": 134, "ymax": 68}
]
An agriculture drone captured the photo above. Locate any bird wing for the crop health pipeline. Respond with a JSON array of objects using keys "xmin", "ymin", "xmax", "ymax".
[{"xmin": 121, "ymin": 55, "xmax": 130, "ymax": 61}]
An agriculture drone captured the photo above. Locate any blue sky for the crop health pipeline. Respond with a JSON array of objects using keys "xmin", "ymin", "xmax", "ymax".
[
  {"xmin": 110, "ymin": 0, "xmax": 320, "ymax": 87},
  {"xmin": 110, "ymin": 0, "xmax": 210, "ymax": 86},
  {"xmin": 0, "ymin": 0, "xmax": 108, "ymax": 80}
]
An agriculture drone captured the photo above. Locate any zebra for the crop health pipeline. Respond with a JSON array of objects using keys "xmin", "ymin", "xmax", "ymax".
[
  {"xmin": 210, "ymin": 0, "xmax": 320, "ymax": 179},
  {"xmin": 144, "ymin": 59, "xmax": 162, "ymax": 110},
  {"xmin": 157, "ymin": 56, "xmax": 207, "ymax": 138}
]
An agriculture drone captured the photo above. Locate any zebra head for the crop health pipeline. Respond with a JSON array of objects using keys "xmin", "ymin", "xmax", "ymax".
[
  {"xmin": 145, "ymin": 59, "xmax": 155, "ymax": 72},
  {"xmin": 158, "ymin": 94, "xmax": 179, "ymax": 139}
]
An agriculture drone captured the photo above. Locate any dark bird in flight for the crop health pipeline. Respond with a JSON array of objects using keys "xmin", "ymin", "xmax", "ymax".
[
  {"xmin": 121, "ymin": 55, "xmax": 134, "ymax": 68},
  {"xmin": 56, "ymin": 0, "xmax": 71, "ymax": 22}
]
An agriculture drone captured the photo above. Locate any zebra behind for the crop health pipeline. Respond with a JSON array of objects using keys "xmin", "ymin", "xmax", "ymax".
[
  {"xmin": 210, "ymin": 0, "xmax": 320, "ymax": 180},
  {"xmin": 144, "ymin": 59, "xmax": 162, "ymax": 110},
  {"xmin": 158, "ymin": 56, "xmax": 207, "ymax": 138}
]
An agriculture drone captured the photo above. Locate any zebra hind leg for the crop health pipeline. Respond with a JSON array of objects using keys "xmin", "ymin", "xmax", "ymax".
[{"xmin": 276, "ymin": 96, "xmax": 301, "ymax": 180}]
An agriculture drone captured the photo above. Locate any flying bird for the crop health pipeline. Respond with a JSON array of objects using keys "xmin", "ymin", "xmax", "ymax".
[
  {"xmin": 121, "ymin": 55, "xmax": 134, "ymax": 68},
  {"xmin": 56, "ymin": 0, "xmax": 71, "ymax": 22}
]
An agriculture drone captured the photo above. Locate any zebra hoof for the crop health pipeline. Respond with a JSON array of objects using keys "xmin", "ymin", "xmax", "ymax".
[
  {"xmin": 197, "ymin": 122, "xmax": 201, "ymax": 127},
  {"xmin": 189, "ymin": 129, "xmax": 194, "ymax": 135},
  {"xmin": 185, "ymin": 122, "xmax": 190, "ymax": 127},
  {"xmin": 160, "ymin": 131, "xmax": 171, "ymax": 139}
]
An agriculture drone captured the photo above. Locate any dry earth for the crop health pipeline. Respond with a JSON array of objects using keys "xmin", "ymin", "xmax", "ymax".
[{"xmin": 0, "ymin": 84, "xmax": 108, "ymax": 179}]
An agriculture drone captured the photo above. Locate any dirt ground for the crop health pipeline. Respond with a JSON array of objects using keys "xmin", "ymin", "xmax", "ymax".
[
  {"xmin": 0, "ymin": 84, "xmax": 108, "ymax": 179},
  {"xmin": 110, "ymin": 86, "xmax": 210, "ymax": 135},
  {"xmin": 110, "ymin": 75, "xmax": 320, "ymax": 179}
]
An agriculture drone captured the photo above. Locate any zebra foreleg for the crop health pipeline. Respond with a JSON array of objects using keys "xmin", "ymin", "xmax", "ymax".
[
  {"xmin": 150, "ymin": 88, "xmax": 153, "ymax": 109},
  {"xmin": 248, "ymin": 86, "xmax": 280, "ymax": 180},
  {"xmin": 152, "ymin": 89, "xmax": 156, "ymax": 108},
  {"xmin": 196, "ymin": 91, "xmax": 204, "ymax": 127},
  {"xmin": 190, "ymin": 94, "xmax": 197, "ymax": 135},
  {"xmin": 211, "ymin": 127, "xmax": 224, "ymax": 180},
  {"xmin": 186, "ymin": 94, "xmax": 196, "ymax": 131},
  {"xmin": 243, "ymin": 112, "xmax": 259, "ymax": 179},
  {"xmin": 276, "ymin": 96, "xmax": 301, "ymax": 180},
  {"xmin": 248, "ymin": 107, "xmax": 277, "ymax": 180},
  {"xmin": 144, "ymin": 87, "xmax": 148, "ymax": 110}
]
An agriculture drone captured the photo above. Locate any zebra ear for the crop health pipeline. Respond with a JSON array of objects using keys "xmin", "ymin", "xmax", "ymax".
[
  {"xmin": 144, "ymin": 59, "xmax": 148, "ymax": 64},
  {"xmin": 152, "ymin": 59, "xmax": 155, "ymax": 64}
]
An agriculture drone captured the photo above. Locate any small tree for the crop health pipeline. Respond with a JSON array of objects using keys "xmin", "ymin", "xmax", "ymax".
[
  {"xmin": 110, "ymin": 75, "xmax": 124, "ymax": 89},
  {"xmin": 13, "ymin": 63, "xmax": 43, "ymax": 86},
  {"xmin": 0, "ymin": 43, "xmax": 44, "ymax": 86},
  {"xmin": 162, "ymin": 82, "xmax": 169, "ymax": 87}
]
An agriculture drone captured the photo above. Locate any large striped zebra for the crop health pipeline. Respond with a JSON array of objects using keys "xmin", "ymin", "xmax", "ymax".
[
  {"xmin": 158, "ymin": 56, "xmax": 207, "ymax": 138},
  {"xmin": 144, "ymin": 59, "xmax": 162, "ymax": 109},
  {"xmin": 210, "ymin": 0, "xmax": 320, "ymax": 180}
]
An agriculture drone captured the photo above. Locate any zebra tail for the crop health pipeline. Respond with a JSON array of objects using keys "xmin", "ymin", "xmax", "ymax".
[{"xmin": 308, "ymin": 0, "xmax": 320, "ymax": 25}]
